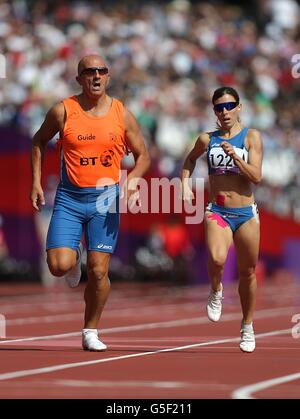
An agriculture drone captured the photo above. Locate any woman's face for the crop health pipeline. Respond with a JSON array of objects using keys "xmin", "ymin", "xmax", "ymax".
[{"xmin": 213, "ymin": 93, "xmax": 241, "ymax": 129}]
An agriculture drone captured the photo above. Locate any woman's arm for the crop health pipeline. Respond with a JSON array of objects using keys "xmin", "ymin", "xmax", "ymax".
[
  {"xmin": 181, "ymin": 133, "xmax": 210, "ymax": 201},
  {"xmin": 221, "ymin": 129, "xmax": 263, "ymax": 184}
]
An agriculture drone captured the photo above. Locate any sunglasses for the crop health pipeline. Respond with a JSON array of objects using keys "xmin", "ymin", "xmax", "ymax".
[
  {"xmin": 213, "ymin": 102, "xmax": 239, "ymax": 113},
  {"xmin": 79, "ymin": 67, "xmax": 109, "ymax": 77}
]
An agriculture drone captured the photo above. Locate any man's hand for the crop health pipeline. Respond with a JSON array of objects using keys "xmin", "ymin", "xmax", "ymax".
[
  {"xmin": 30, "ymin": 184, "xmax": 45, "ymax": 211},
  {"xmin": 121, "ymin": 177, "xmax": 141, "ymax": 210}
]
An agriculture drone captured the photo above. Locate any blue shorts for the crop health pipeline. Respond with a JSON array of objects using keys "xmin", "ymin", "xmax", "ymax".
[
  {"xmin": 46, "ymin": 183, "xmax": 120, "ymax": 253},
  {"xmin": 205, "ymin": 202, "xmax": 259, "ymax": 233}
]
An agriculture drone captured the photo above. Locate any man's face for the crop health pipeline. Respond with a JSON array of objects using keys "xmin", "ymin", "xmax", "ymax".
[{"xmin": 76, "ymin": 58, "xmax": 110, "ymax": 98}]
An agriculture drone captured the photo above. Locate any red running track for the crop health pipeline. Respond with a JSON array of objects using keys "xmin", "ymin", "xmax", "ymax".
[{"xmin": 0, "ymin": 280, "xmax": 299, "ymax": 399}]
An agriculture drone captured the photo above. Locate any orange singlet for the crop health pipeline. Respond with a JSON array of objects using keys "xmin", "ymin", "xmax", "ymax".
[{"xmin": 60, "ymin": 96, "xmax": 127, "ymax": 188}]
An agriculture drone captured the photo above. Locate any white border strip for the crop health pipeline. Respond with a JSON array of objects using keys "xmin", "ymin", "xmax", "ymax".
[{"xmin": 232, "ymin": 371, "xmax": 300, "ymax": 399}]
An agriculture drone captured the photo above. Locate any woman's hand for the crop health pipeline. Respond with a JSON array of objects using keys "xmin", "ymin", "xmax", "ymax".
[{"xmin": 220, "ymin": 141, "xmax": 237, "ymax": 158}]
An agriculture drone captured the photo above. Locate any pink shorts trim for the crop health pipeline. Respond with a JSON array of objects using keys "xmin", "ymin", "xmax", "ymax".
[{"xmin": 207, "ymin": 213, "xmax": 229, "ymax": 229}]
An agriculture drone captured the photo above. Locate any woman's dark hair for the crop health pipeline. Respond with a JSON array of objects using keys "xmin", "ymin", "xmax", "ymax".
[{"xmin": 212, "ymin": 86, "xmax": 240, "ymax": 104}]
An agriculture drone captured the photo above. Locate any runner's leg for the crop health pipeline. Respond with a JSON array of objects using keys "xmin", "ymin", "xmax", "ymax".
[{"xmin": 234, "ymin": 217, "xmax": 260, "ymax": 324}]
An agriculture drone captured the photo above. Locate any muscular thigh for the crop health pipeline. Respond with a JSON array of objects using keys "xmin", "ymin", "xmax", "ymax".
[
  {"xmin": 233, "ymin": 217, "xmax": 260, "ymax": 271},
  {"xmin": 46, "ymin": 188, "xmax": 84, "ymax": 250},
  {"xmin": 205, "ymin": 211, "xmax": 233, "ymax": 261},
  {"xmin": 85, "ymin": 209, "xmax": 120, "ymax": 253},
  {"xmin": 85, "ymin": 187, "xmax": 120, "ymax": 253}
]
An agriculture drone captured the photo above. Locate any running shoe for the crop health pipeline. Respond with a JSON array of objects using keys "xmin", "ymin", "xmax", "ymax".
[
  {"xmin": 64, "ymin": 243, "xmax": 83, "ymax": 288},
  {"xmin": 206, "ymin": 283, "xmax": 223, "ymax": 322},
  {"xmin": 82, "ymin": 329, "xmax": 107, "ymax": 352},
  {"xmin": 240, "ymin": 322, "xmax": 255, "ymax": 353}
]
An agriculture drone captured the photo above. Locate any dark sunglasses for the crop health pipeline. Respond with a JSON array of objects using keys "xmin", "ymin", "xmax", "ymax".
[
  {"xmin": 213, "ymin": 102, "xmax": 239, "ymax": 113},
  {"xmin": 79, "ymin": 67, "xmax": 109, "ymax": 77}
]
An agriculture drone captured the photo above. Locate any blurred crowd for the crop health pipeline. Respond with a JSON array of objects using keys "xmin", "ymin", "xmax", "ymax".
[{"xmin": 1, "ymin": 0, "xmax": 300, "ymax": 220}]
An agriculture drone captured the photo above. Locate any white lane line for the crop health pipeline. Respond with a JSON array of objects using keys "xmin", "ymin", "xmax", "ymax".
[
  {"xmin": 0, "ymin": 287, "xmax": 171, "ymax": 303},
  {"xmin": 0, "ymin": 328, "xmax": 292, "ymax": 382},
  {"xmin": 55, "ymin": 379, "xmax": 186, "ymax": 389},
  {"xmin": 232, "ymin": 371, "xmax": 300, "ymax": 399},
  {"xmin": 0, "ymin": 306, "xmax": 294, "ymax": 345},
  {"xmin": 0, "ymin": 287, "xmax": 195, "ymax": 310},
  {"xmin": 4, "ymin": 302, "xmax": 200, "ymax": 326},
  {"xmin": 1, "ymin": 284, "xmax": 298, "ymax": 312},
  {"xmin": 0, "ymin": 316, "xmax": 231, "ymax": 344},
  {"xmin": 53, "ymin": 380, "xmax": 233, "ymax": 391},
  {"xmin": 1, "ymin": 300, "xmax": 84, "ymax": 314},
  {"xmin": 1, "ymin": 295, "xmax": 197, "ymax": 314},
  {"xmin": 0, "ymin": 379, "xmax": 233, "ymax": 392}
]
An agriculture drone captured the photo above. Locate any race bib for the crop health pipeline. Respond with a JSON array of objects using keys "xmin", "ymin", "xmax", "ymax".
[{"xmin": 208, "ymin": 146, "xmax": 248, "ymax": 173}]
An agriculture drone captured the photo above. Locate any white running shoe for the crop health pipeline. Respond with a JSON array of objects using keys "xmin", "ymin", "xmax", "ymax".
[
  {"xmin": 206, "ymin": 284, "xmax": 223, "ymax": 322},
  {"xmin": 240, "ymin": 322, "xmax": 255, "ymax": 353},
  {"xmin": 82, "ymin": 329, "xmax": 107, "ymax": 352},
  {"xmin": 64, "ymin": 243, "xmax": 83, "ymax": 288}
]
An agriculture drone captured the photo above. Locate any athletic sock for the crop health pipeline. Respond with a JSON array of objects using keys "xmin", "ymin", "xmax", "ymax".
[
  {"xmin": 241, "ymin": 322, "xmax": 253, "ymax": 331},
  {"xmin": 82, "ymin": 328, "xmax": 98, "ymax": 334}
]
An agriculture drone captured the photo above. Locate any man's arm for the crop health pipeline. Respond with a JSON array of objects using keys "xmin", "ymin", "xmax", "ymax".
[
  {"xmin": 122, "ymin": 108, "xmax": 151, "ymax": 202},
  {"xmin": 30, "ymin": 102, "xmax": 65, "ymax": 210}
]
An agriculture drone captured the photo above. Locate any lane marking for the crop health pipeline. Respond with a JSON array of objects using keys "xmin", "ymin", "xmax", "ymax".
[
  {"xmin": 0, "ymin": 379, "xmax": 233, "ymax": 391},
  {"xmin": 4, "ymin": 302, "xmax": 200, "ymax": 326},
  {"xmin": 55, "ymin": 379, "xmax": 185, "ymax": 389},
  {"xmin": 53, "ymin": 379, "xmax": 233, "ymax": 390},
  {"xmin": 232, "ymin": 371, "xmax": 300, "ymax": 399},
  {"xmin": 0, "ymin": 328, "xmax": 292, "ymax": 381},
  {"xmin": 1, "ymin": 284, "xmax": 298, "ymax": 312},
  {"xmin": 1, "ymin": 294, "xmax": 200, "ymax": 314},
  {"xmin": 0, "ymin": 306, "xmax": 294, "ymax": 345},
  {"xmin": 0, "ymin": 314, "xmax": 5, "ymax": 339},
  {"xmin": 0, "ymin": 286, "xmax": 196, "ymax": 307}
]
